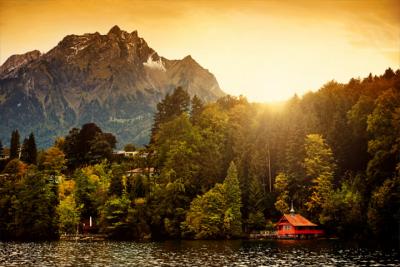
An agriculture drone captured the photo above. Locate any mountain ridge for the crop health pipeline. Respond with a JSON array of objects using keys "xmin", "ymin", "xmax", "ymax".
[{"xmin": 0, "ymin": 26, "xmax": 225, "ymax": 147}]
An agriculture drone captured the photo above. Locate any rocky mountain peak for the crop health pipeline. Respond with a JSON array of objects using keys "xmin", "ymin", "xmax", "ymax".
[
  {"xmin": 106, "ymin": 25, "xmax": 135, "ymax": 42},
  {"xmin": 131, "ymin": 30, "xmax": 138, "ymax": 38},
  {"xmin": 0, "ymin": 50, "xmax": 41, "ymax": 79},
  {"xmin": 181, "ymin": 55, "xmax": 200, "ymax": 66},
  {"xmin": 108, "ymin": 25, "xmax": 122, "ymax": 35},
  {"xmin": 0, "ymin": 27, "xmax": 225, "ymax": 147}
]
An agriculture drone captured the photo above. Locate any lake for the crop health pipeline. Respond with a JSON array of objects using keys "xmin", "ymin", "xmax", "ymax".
[{"xmin": 0, "ymin": 239, "xmax": 398, "ymax": 266}]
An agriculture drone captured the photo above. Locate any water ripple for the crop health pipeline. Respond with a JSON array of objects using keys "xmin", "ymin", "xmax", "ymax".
[{"xmin": 0, "ymin": 240, "xmax": 398, "ymax": 266}]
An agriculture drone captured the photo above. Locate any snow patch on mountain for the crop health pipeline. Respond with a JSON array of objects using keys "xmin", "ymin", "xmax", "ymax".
[{"xmin": 143, "ymin": 54, "xmax": 166, "ymax": 71}]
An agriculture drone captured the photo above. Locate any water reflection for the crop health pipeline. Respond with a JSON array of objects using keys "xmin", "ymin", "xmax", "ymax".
[{"xmin": 0, "ymin": 239, "xmax": 398, "ymax": 266}]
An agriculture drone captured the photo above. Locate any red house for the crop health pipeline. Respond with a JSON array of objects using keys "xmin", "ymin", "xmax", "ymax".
[{"xmin": 276, "ymin": 206, "xmax": 324, "ymax": 239}]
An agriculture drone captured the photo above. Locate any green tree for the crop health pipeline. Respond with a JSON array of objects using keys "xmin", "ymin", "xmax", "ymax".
[
  {"xmin": 62, "ymin": 124, "xmax": 116, "ymax": 169},
  {"xmin": 73, "ymin": 170, "xmax": 97, "ymax": 220},
  {"xmin": 38, "ymin": 146, "xmax": 66, "ymax": 175},
  {"xmin": 156, "ymin": 114, "xmax": 202, "ymax": 191},
  {"xmin": 274, "ymin": 172, "xmax": 290, "ymax": 214},
  {"xmin": 325, "ymin": 174, "xmax": 364, "ymax": 237},
  {"xmin": 108, "ymin": 164, "xmax": 125, "ymax": 197},
  {"xmin": 20, "ymin": 133, "xmax": 37, "ymax": 165},
  {"xmin": 190, "ymin": 95, "xmax": 204, "ymax": 125},
  {"xmin": 146, "ymin": 177, "xmax": 189, "ymax": 239},
  {"xmin": 2, "ymin": 158, "xmax": 27, "ymax": 177},
  {"xmin": 57, "ymin": 195, "xmax": 80, "ymax": 234},
  {"xmin": 367, "ymin": 89, "xmax": 400, "ymax": 187},
  {"xmin": 124, "ymin": 143, "xmax": 136, "ymax": 152},
  {"xmin": 62, "ymin": 128, "xmax": 81, "ymax": 169},
  {"xmin": 20, "ymin": 138, "xmax": 29, "ymax": 163},
  {"xmin": 346, "ymin": 95, "xmax": 375, "ymax": 172},
  {"xmin": 182, "ymin": 162, "xmax": 242, "ymax": 239},
  {"xmin": 127, "ymin": 174, "xmax": 148, "ymax": 199},
  {"xmin": 79, "ymin": 123, "xmax": 103, "ymax": 157},
  {"xmin": 247, "ymin": 175, "xmax": 266, "ymax": 231},
  {"xmin": 0, "ymin": 160, "xmax": 25, "ymax": 239},
  {"xmin": 151, "ymin": 87, "xmax": 191, "ymax": 143},
  {"xmin": 9, "ymin": 130, "xmax": 20, "ymax": 159},
  {"xmin": 124, "ymin": 204, "xmax": 151, "ymax": 240},
  {"xmin": 182, "ymin": 183, "xmax": 226, "ymax": 239},
  {"xmin": 304, "ymin": 134, "xmax": 336, "ymax": 223},
  {"xmin": 99, "ymin": 195, "xmax": 130, "ymax": 239},
  {"xmin": 223, "ymin": 162, "xmax": 242, "ymax": 237},
  {"xmin": 367, "ymin": 175, "xmax": 400, "ymax": 240},
  {"xmin": 195, "ymin": 104, "xmax": 228, "ymax": 191},
  {"xmin": 284, "ymin": 125, "xmax": 309, "ymax": 207},
  {"xmin": 87, "ymin": 133, "xmax": 114, "ymax": 164},
  {"xmin": 12, "ymin": 170, "xmax": 59, "ymax": 240}
]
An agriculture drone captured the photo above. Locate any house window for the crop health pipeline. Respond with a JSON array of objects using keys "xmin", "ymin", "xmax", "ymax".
[{"xmin": 284, "ymin": 225, "xmax": 291, "ymax": 230}]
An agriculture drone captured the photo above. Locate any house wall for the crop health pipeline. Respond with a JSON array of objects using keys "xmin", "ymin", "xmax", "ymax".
[
  {"xmin": 277, "ymin": 224, "xmax": 324, "ymax": 236},
  {"xmin": 277, "ymin": 223, "xmax": 296, "ymax": 235}
]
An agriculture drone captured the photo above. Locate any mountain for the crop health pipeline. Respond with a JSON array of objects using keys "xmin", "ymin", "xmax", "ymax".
[{"xmin": 0, "ymin": 26, "xmax": 224, "ymax": 147}]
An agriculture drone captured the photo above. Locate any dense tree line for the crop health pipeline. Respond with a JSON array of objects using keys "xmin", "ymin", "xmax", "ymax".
[{"xmin": 0, "ymin": 68, "xmax": 399, "ymax": 241}]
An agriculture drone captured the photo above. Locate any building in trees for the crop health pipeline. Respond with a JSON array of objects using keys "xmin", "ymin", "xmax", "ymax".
[
  {"xmin": 276, "ymin": 205, "xmax": 324, "ymax": 239},
  {"xmin": 114, "ymin": 150, "xmax": 138, "ymax": 158},
  {"xmin": 0, "ymin": 142, "xmax": 9, "ymax": 160}
]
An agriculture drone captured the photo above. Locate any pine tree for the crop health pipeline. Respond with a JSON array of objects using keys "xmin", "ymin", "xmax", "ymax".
[
  {"xmin": 20, "ymin": 133, "xmax": 38, "ymax": 165},
  {"xmin": 247, "ymin": 175, "xmax": 266, "ymax": 230},
  {"xmin": 223, "ymin": 162, "xmax": 242, "ymax": 237},
  {"xmin": 151, "ymin": 87, "xmax": 191, "ymax": 143},
  {"xmin": 190, "ymin": 95, "xmax": 204, "ymax": 125},
  {"xmin": 9, "ymin": 130, "xmax": 20, "ymax": 159},
  {"xmin": 27, "ymin": 133, "xmax": 37, "ymax": 165},
  {"xmin": 20, "ymin": 138, "xmax": 29, "ymax": 163},
  {"xmin": 274, "ymin": 172, "xmax": 290, "ymax": 214}
]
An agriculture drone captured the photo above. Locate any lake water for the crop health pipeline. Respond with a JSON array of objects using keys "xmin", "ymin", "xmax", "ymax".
[{"xmin": 0, "ymin": 239, "xmax": 398, "ymax": 266}]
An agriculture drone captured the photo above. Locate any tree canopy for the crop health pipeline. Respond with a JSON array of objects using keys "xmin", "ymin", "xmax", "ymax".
[{"xmin": 0, "ymin": 68, "xmax": 399, "ymax": 241}]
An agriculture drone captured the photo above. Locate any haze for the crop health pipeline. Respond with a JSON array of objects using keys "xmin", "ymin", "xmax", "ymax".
[{"xmin": 0, "ymin": 0, "xmax": 399, "ymax": 102}]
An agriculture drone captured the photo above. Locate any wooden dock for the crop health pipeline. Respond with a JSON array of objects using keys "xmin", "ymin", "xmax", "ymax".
[{"xmin": 248, "ymin": 231, "xmax": 277, "ymax": 239}]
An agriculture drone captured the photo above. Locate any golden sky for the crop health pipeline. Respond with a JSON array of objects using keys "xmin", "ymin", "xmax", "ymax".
[{"xmin": 0, "ymin": 0, "xmax": 399, "ymax": 102}]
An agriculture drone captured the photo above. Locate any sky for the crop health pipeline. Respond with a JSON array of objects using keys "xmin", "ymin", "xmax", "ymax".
[{"xmin": 0, "ymin": 0, "xmax": 399, "ymax": 102}]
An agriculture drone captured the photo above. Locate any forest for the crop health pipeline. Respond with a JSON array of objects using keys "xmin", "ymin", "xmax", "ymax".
[{"xmin": 0, "ymin": 68, "xmax": 399, "ymax": 241}]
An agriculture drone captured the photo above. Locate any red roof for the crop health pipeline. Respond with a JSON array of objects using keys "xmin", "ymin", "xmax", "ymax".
[{"xmin": 278, "ymin": 213, "xmax": 318, "ymax": 227}]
